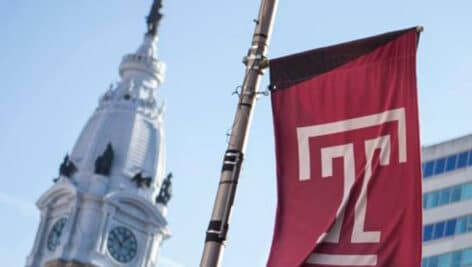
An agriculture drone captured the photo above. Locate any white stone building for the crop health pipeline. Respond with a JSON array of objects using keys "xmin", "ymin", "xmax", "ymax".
[
  {"xmin": 421, "ymin": 134, "xmax": 472, "ymax": 266},
  {"xmin": 25, "ymin": 1, "xmax": 172, "ymax": 267}
]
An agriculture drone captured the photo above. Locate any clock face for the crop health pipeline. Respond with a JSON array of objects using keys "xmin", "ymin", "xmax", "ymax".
[
  {"xmin": 107, "ymin": 226, "xmax": 138, "ymax": 263},
  {"xmin": 47, "ymin": 217, "xmax": 68, "ymax": 251}
]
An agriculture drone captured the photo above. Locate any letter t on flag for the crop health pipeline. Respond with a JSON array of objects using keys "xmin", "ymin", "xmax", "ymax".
[{"xmin": 266, "ymin": 28, "xmax": 422, "ymax": 267}]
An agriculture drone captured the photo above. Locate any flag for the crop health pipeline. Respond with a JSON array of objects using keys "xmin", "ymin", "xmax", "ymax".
[{"xmin": 266, "ymin": 28, "xmax": 422, "ymax": 267}]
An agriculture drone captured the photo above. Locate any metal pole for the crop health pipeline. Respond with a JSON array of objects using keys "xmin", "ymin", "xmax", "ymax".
[{"xmin": 199, "ymin": 0, "xmax": 278, "ymax": 266}]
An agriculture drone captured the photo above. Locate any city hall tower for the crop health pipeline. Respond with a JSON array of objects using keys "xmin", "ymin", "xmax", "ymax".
[{"xmin": 25, "ymin": 1, "xmax": 172, "ymax": 266}]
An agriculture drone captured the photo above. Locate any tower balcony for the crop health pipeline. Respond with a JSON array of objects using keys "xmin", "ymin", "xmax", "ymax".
[{"xmin": 119, "ymin": 54, "xmax": 165, "ymax": 84}]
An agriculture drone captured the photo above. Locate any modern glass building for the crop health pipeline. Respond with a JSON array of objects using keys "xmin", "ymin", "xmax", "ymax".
[{"xmin": 421, "ymin": 134, "xmax": 472, "ymax": 267}]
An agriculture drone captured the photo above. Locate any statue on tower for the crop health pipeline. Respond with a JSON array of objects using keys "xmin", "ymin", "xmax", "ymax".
[
  {"xmin": 146, "ymin": 0, "xmax": 163, "ymax": 36},
  {"xmin": 94, "ymin": 143, "xmax": 114, "ymax": 176},
  {"xmin": 55, "ymin": 154, "xmax": 77, "ymax": 182},
  {"xmin": 131, "ymin": 172, "xmax": 152, "ymax": 188},
  {"xmin": 156, "ymin": 172, "xmax": 172, "ymax": 205}
]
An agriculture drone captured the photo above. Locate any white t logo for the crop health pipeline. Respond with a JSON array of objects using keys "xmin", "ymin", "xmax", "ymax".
[{"xmin": 297, "ymin": 108, "xmax": 407, "ymax": 266}]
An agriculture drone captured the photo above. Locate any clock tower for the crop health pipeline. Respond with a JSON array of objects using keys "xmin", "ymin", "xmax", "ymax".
[{"xmin": 25, "ymin": 1, "xmax": 172, "ymax": 267}]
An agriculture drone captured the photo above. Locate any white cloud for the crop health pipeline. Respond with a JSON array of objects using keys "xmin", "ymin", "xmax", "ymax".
[
  {"xmin": 158, "ymin": 256, "xmax": 185, "ymax": 267},
  {"xmin": 0, "ymin": 192, "xmax": 37, "ymax": 218}
]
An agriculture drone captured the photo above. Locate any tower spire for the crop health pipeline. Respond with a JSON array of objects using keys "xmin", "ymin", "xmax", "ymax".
[
  {"xmin": 118, "ymin": 0, "xmax": 166, "ymax": 84},
  {"xmin": 146, "ymin": 0, "xmax": 163, "ymax": 37}
]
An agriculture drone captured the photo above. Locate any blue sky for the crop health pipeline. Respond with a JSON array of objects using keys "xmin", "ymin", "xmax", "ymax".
[{"xmin": 1, "ymin": 1, "xmax": 472, "ymax": 267}]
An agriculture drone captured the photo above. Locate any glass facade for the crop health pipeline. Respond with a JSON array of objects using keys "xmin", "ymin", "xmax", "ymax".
[
  {"xmin": 422, "ymin": 142, "xmax": 472, "ymax": 266},
  {"xmin": 422, "ymin": 247, "xmax": 472, "ymax": 267},
  {"xmin": 423, "ymin": 182, "xmax": 472, "ymax": 209},
  {"xmin": 422, "ymin": 149, "xmax": 472, "ymax": 179},
  {"xmin": 423, "ymin": 214, "xmax": 472, "ymax": 242}
]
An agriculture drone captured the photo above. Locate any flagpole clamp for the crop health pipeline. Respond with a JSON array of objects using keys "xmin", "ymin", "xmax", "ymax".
[
  {"xmin": 222, "ymin": 149, "xmax": 244, "ymax": 172},
  {"xmin": 243, "ymin": 54, "xmax": 269, "ymax": 73},
  {"xmin": 205, "ymin": 220, "xmax": 229, "ymax": 243}
]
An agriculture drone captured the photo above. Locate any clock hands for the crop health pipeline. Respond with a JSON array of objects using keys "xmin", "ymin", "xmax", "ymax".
[
  {"xmin": 110, "ymin": 231, "xmax": 124, "ymax": 247},
  {"xmin": 117, "ymin": 233, "xmax": 125, "ymax": 247}
]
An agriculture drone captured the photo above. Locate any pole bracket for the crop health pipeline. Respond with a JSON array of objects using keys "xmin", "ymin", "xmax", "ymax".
[
  {"xmin": 205, "ymin": 220, "xmax": 229, "ymax": 243},
  {"xmin": 222, "ymin": 149, "xmax": 244, "ymax": 172}
]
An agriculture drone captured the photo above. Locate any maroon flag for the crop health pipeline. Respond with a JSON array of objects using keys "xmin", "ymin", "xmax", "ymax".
[{"xmin": 267, "ymin": 28, "xmax": 422, "ymax": 267}]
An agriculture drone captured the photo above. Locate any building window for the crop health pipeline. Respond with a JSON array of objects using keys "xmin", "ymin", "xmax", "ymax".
[
  {"xmin": 438, "ymin": 253, "xmax": 452, "ymax": 266},
  {"xmin": 469, "ymin": 150, "xmax": 472, "ymax": 166},
  {"xmin": 445, "ymin": 219, "xmax": 456, "ymax": 237},
  {"xmin": 423, "ymin": 161, "xmax": 435, "ymax": 178},
  {"xmin": 451, "ymin": 186, "xmax": 462, "ymax": 202},
  {"xmin": 464, "ymin": 184, "xmax": 472, "ymax": 199},
  {"xmin": 456, "ymin": 217, "xmax": 467, "ymax": 234},
  {"xmin": 423, "ymin": 181, "xmax": 472, "ymax": 209},
  {"xmin": 433, "ymin": 221, "xmax": 445, "ymax": 239},
  {"xmin": 434, "ymin": 158, "xmax": 446, "ymax": 175},
  {"xmin": 422, "ymin": 149, "xmax": 472, "ymax": 179},
  {"xmin": 422, "ymin": 247, "xmax": 472, "ymax": 267},
  {"xmin": 424, "ymin": 191, "xmax": 439, "ymax": 209},
  {"xmin": 457, "ymin": 151, "xmax": 468, "ymax": 168},
  {"xmin": 445, "ymin": 154, "xmax": 457, "ymax": 171},
  {"xmin": 451, "ymin": 251, "xmax": 462, "ymax": 266},
  {"xmin": 423, "ymin": 214, "xmax": 472, "ymax": 242},
  {"xmin": 438, "ymin": 189, "xmax": 450, "ymax": 206},
  {"xmin": 423, "ymin": 225, "xmax": 433, "ymax": 241},
  {"xmin": 463, "ymin": 249, "xmax": 472, "ymax": 266}
]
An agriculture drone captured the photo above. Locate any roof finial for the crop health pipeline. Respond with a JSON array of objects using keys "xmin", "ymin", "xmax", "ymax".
[{"xmin": 146, "ymin": 0, "xmax": 163, "ymax": 37}]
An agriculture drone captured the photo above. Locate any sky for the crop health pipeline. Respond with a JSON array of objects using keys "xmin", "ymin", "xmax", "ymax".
[{"xmin": 0, "ymin": 1, "xmax": 472, "ymax": 267}]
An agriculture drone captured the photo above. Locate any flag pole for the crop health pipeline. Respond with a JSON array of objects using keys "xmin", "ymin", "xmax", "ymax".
[{"xmin": 199, "ymin": 0, "xmax": 278, "ymax": 266}]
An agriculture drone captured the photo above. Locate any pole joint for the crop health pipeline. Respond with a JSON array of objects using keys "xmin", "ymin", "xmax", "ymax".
[
  {"xmin": 205, "ymin": 220, "xmax": 229, "ymax": 243},
  {"xmin": 242, "ymin": 54, "xmax": 269, "ymax": 73},
  {"xmin": 222, "ymin": 149, "xmax": 244, "ymax": 172}
]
